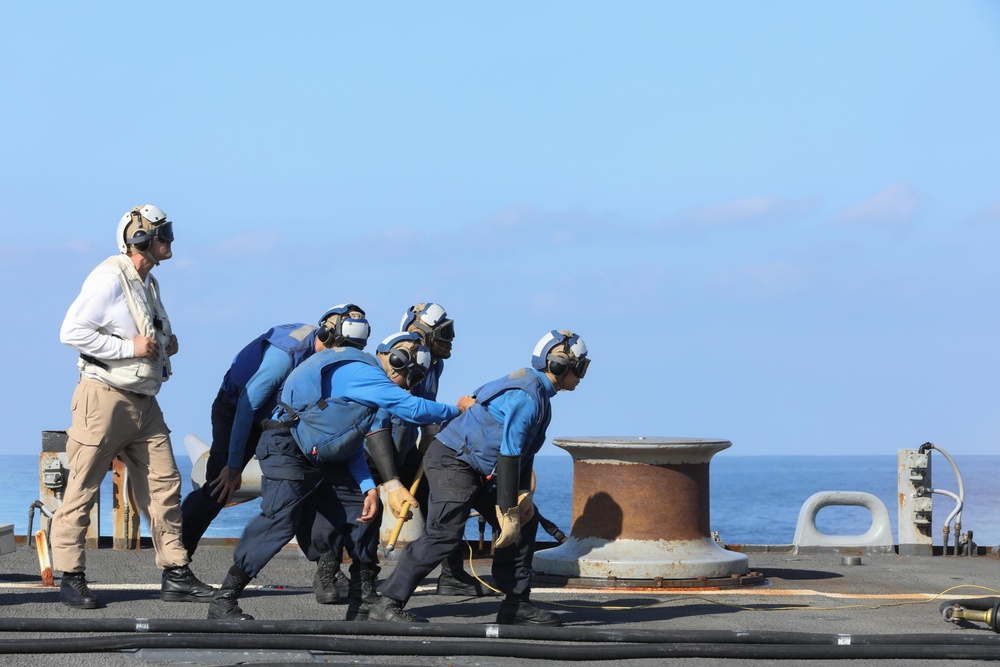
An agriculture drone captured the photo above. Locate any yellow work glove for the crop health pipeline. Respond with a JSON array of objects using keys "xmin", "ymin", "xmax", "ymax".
[
  {"xmin": 494, "ymin": 505, "xmax": 521, "ymax": 548},
  {"xmin": 382, "ymin": 478, "xmax": 417, "ymax": 519},
  {"xmin": 495, "ymin": 491, "xmax": 535, "ymax": 548},
  {"xmin": 517, "ymin": 490, "xmax": 534, "ymax": 523}
]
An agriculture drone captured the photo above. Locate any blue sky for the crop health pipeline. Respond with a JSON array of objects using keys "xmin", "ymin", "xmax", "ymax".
[{"xmin": 2, "ymin": 2, "xmax": 999, "ymax": 460}]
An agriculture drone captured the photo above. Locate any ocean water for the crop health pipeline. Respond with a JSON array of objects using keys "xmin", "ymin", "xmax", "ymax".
[{"xmin": 5, "ymin": 453, "xmax": 1000, "ymax": 548}]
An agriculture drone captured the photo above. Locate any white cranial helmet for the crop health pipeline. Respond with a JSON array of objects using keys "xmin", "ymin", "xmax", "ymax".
[{"xmin": 116, "ymin": 204, "xmax": 172, "ymax": 254}]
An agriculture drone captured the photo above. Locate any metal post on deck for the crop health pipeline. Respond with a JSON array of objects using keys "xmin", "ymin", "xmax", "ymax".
[
  {"xmin": 111, "ymin": 457, "xmax": 140, "ymax": 549},
  {"xmin": 40, "ymin": 430, "xmax": 141, "ymax": 550},
  {"xmin": 898, "ymin": 448, "xmax": 934, "ymax": 556}
]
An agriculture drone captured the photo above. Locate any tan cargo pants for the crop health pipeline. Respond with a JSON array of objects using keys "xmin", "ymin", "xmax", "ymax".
[{"xmin": 51, "ymin": 375, "xmax": 188, "ymax": 573}]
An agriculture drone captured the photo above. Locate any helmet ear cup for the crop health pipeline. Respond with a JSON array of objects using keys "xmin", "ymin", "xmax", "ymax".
[
  {"xmin": 317, "ymin": 324, "xmax": 333, "ymax": 346},
  {"xmin": 129, "ymin": 211, "xmax": 152, "ymax": 251},
  {"xmin": 388, "ymin": 348, "xmax": 410, "ymax": 370},
  {"xmin": 388, "ymin": 346, "xmax": 426, "ymax": 389},
  {"xmin": 547, "ymin": 355, "xmax": 569, "ymax": 377},
  {"xmin": 132, "ymin": 232, "xmax": 151, "ymax": 252}
]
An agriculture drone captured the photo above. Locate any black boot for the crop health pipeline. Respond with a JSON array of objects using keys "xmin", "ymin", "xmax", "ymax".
[
  {"xmin": 345, "ymin": 563, "xmax": 382, "ymax": 621},
  {"xmin": 496, "ymin": 594, "xmax": 561, "ymax": 626},
  {"xmin": 60, "ymin": 571, "xmax": 99, "ymax": 609},
  {"xmin": 367, "ymin": 595, "xmax": 428, "ymax": 623},
  {"xmin": 313, "ymin": 551, "xmax": 342, "ymax": 605},
  {"xmin": 436, "ymin": 546, "xmax": 486, "ymax": 597},
  {"xmin": 348, "ymin": 564, "xmax": 380, "ymax": 607},
  {"xmin": 207, "ymin": 565, "xmax": 254, "ymax": 620},
  {"xmin": 161, "ymin": 565, "xmax": 216, "ymax": 602}
]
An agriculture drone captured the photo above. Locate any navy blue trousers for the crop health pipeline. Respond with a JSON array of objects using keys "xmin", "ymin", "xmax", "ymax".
[
  {"xmin": 295, "ymin": 440, "xmax": 422, "ymax": 562},
  {"xmin": 180, "ymin": 390, "xmax": 264, "ymax": 556},
  {"xmin": 233, "ymin": 428, "xmax": 374, "ymax": 578},
  {"xmin": 379, "ymin": 439, "xmax": 538, "ymax": 604}
]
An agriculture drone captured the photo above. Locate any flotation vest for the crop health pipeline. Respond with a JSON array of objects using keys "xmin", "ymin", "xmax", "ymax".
[
  {"xmin": 387, "ymin": 357, "xmax": 444, "ymax": 463},
  {"xmin": 435, "ymin": 367, "xmax": 552, "ymax": 476},
  {"xmin": 77, "ymin": 255, "xmax": 173, "ymax": 396},
  {"xmin": 220, "ymin": 324, "xmax": 319, "ymax": 406},
  {"xmin": 273, "ymin": 347, "xmax": 382, "ymax": 464}
]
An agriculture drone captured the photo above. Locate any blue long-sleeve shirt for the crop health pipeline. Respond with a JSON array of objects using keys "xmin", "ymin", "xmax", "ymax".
[
  {"xmin": 328, "ymin": 359, "xmax": 458, "ymax": 423},
  {"xmin": 436, "ymin": 367, "xmax": 555, "ymax": 479},
  {"xmin": 284, "ymin": 353, "xmax": 460, "ymax": 493},
  {"xmin": 228, "ymin": 345, "xmax": 293, "ymax": 469},
  {"xmin": 486, "ymin": 368, "xmax": 557, "ymax": 457}
]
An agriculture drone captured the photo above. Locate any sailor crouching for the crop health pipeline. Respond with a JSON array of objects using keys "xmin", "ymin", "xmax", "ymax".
[
  {"xmin": 207, "ymin": 317, "xmax": 474, "ymax": 621},
  {"xmin": 369, "ymin": 330, "xmax": 590, "ymax": 626}
]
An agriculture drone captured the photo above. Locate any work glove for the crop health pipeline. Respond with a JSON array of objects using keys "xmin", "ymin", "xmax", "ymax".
[
  {"xmin": 494, "ymin": 504, "xmax": 521, "ymax": 548},
  {"xmin": 495, "ymin": 453, "xmax": 531, "ymax": 548},
  {"xmin": 494, "ymin": 490, "xmax": 534, "ymax": 548},
  {"xmin": 381, "ymin": 478, "xmax": 418, "ymax": 519},
  {"xmin": 517, "ymin": 489, "xmax": 535, "ymax": 523}
]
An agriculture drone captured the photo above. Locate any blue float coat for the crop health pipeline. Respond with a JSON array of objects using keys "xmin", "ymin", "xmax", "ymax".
[
  {"xmin": 371, "ymin": 357, "xmax": 445, "ymax": 464},
  {"xmin": 436, "ymin": 367, "xmax": 556, "ymax": 477},
  {"xmin": 228, "ymin": 346, "xmax": 293, "ymax": 468},
  {"xmin": 220, "ymin": 324, "xmax": 318, "ymax": 468},
  {"xmin": 277, "ymin": 349, "xmax": 461, "ymax": 493}
]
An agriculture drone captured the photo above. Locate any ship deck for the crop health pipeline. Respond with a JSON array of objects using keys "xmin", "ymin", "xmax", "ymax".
[{"xmin": 2, "ymin": 540, "xmax": 1000, "ymax": 666}]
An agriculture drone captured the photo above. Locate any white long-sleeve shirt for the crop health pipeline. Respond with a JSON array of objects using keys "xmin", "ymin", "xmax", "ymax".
[{"xmin": 60, "ymin": 256, "xmax": 142, "ymax": 361}]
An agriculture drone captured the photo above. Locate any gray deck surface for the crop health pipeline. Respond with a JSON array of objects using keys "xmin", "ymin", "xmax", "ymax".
[{"xmin": 2, "ymin": 540, "xmax": 1000, "ymax": 666}]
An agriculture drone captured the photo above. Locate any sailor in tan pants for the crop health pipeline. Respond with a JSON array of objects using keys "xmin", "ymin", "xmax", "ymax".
[{"xmin": 52, "ymin": 204, "xmax": 214, "ymax": 609}]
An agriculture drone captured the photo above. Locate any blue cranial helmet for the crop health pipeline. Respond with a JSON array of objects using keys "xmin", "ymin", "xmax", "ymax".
[
  {"xmin": 400, "ymin": 302, "xmax": 455, "ymax": 345},
  {"xmin": 377, "ymin": 331, "xmax": 432, "ymax": 390},
  {"xmin": 531, "ymin": 330, "xmax": 590, "ymax": 379},
  {"xmin": 317, "ymin": 304, "xmax": 371, "ymax": 349}
]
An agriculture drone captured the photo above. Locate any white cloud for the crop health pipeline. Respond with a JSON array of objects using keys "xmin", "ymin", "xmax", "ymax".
[
  {"xmin": 660, "ymin": 196, "xmax": 819, "ymax": 230},
  {"xmin": 219, "ymin": 229, "xmax": 286, "ymax": 253},
  {"xmin": 318, "ymin": 205, "xmax": 624, "ymax": 263},
  {"xmin": 457, "ymin": 205, "xmax": 628, "ymax": 251},
  {"xmin": 61, "ymin": 239, "xmax": 93, "ymax": 253},
  {"xmin": 973, "ymin": 201, "xmax": 1000, "ymax": 224},
  {"xmin": 709, "ymin": 260, "xmax": 810, "ymax": 300},
  {"xmin": 360, "ymin": 227, "xmax": 429, "ymax": 261},
  {"xmin": 837, "ymin": 184, "xmax": 923, "ymax": 227}
]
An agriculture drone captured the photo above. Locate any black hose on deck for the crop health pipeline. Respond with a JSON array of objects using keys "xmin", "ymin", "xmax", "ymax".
[
  {"xmin": 535, "ymin": 510, "xmax": 566, "ymax": 542},
  {"xmin": 948, "ymin": 597, "xmax": 1000, "ymax": 612},
  {"xmin": 2, "ymin": 618, "xmax": 1000, "ymax": 649},
  {"xmin": 1, "ymin": 633, "xmax": 1000, "ymax": 660}
]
